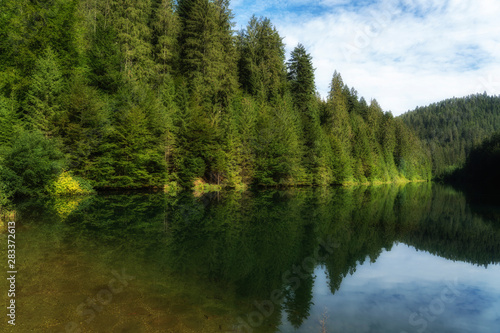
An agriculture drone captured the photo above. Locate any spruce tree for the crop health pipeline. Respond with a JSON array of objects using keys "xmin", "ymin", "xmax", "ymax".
[
  {"xmin": 59, "ymin": 74, "xmax": 111, "ymax": 177},
  {"xmin": 151, "ymin": 0, "xmax": 179, "ymax": 77},
  {"xmin": 237, "ymin": 16, "xmax": 286, "ymax": 103},
  {"xmin": 112, "ymin": 0, "xmax": 155, "ymax": 81},
  {"xmin": 254, "ymin": 94, "xmax": 306, "ymax": 185},
  {"xmin": 86, "ymin": 15, "xmax": 123, "ymax": 93},
  {"xmin": 176, "ymin": 0, "xmax": 239, "ymax": 185},
  {"xmin": 178, "ymin": 0, "xmax": 238, "ymax": 108},
  {"xmin": 378, "ymin": 112, "xmax": 398, "ymax": 179},
  {"xmin": 24, "ymin": 47, "xmax": 64, "ymax": 137},
  {"xmin": 287, "ymin": 44, "xmax": 321, "ymax": 183},
  {"xmin": 326, "ymin": 71, "xmax": 353, "ymax": 182},
  {"xmin": 107, "ymin": 82, "xmax": 168, "ymax": 188},
  {"xmin": 287, "ymin": 44, "xmax": 315, "ymax": 114}
]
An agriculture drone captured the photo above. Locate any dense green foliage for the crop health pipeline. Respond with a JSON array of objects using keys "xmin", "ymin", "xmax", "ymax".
[
  {"xmin": 0, "ymin": 130, "xmax": 65, "ymax": 197},
  {"xmin": 400, "ymin": 94, "xmax": 500, "ymax": 177},
  {"xmin": 0, "ymin": 0, "xmax": 431, "ymax": 195}
]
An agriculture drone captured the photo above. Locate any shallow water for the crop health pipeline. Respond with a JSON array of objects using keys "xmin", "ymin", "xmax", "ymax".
[{"xmin": 1, "ymin": 183, "xmax": 499, "ymax": 332}]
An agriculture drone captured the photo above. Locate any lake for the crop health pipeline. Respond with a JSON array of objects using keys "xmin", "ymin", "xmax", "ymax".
[{"xmin": 1, "ymin": 183, "xmax": 499, "ymax": 332}]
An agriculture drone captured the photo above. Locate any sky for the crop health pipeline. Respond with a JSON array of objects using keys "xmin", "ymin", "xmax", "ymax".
[{"xmin": 230, "ymin": 0, "xmax": 500, "ymax": 116}]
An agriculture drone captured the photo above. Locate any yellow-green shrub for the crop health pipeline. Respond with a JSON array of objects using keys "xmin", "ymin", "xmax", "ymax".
[{"xmin": 46, "ymin": 171, "xmax": 95, "ymax": 196}]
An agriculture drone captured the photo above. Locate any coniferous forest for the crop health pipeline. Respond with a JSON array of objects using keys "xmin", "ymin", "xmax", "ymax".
[
  {"xmin": 0, "ymin": 0, "xmax": 432, "ymax": 199},
  {"xmin": 401, "ymin": 94, "xmax": 500, "ymax": 177}
]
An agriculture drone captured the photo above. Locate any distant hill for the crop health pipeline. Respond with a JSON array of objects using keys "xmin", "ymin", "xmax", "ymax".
[{"xmin": 400, "ymin": 94, "xmax": 500, "ymax": 177}]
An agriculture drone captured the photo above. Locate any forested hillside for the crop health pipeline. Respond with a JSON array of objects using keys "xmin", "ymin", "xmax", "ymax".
[
  {"xmin": 0, "ymin": 0, "xmax": 430, "ymax": 196},
  {"xmin": 400, "ymin": 94, "xmax": 500, "ymax": 177}
]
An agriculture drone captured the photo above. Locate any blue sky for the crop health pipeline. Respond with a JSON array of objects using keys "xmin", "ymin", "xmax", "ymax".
[{"xmin": 230, "ymin": 0, "xmax": 500, "ymax": 115}]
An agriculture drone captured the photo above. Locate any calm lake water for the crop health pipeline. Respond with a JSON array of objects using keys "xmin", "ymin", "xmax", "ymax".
[{"xmin": 1, "ymin": 183, "xmax": 500, "ymax": 332}]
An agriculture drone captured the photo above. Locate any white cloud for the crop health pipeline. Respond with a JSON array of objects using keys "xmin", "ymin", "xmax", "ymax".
[{"xmin": 231, "ymin": 0, "xmax": 500, "ymax": 115}]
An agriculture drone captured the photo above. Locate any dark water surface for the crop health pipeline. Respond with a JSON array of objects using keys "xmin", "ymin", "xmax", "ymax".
[{"xmin": 1, "ymin": 183, "xmax": 500, "ymax": 332}]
